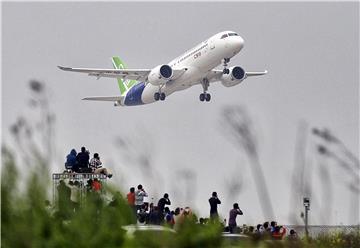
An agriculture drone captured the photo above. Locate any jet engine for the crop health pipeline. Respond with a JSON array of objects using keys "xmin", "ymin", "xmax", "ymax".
[
  {"xmin": 221, "ymin": 66, "xmax": 246, "ymax": 87},
  {"xmin": 148, "ymin": 64, "xmax": 173, "ymax": 86}
]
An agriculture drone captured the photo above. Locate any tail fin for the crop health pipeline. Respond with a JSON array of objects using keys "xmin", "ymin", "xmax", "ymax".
[{"xmin": 111, "ymin": 56, "xmax": 138, "ymax": 96}]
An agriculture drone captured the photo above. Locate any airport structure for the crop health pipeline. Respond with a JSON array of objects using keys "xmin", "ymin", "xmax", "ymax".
[{"xmin": 52, "ymin": 173, "xmax": 108, "ymax": 207}]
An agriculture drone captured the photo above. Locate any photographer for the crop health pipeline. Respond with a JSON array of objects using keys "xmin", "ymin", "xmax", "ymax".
[
  {"xmin": 135, "ymin": 184, "xmax": 148, "ymax": 212},
  {"xmin": 228, "ymin": 203, "xmax": 243, "ymax": 233},
  {"xmin": 157, "ymin": 193, "xmax": 171, "ymax": 219},
  {"xmin": 209, "ymin": 191, "xmax": 221, "ymax": 220}
]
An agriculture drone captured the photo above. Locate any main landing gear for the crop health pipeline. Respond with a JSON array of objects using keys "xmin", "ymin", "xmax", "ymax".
[
  {"xmin": 154, "ymin": 85, "xmax": 166, "ymax": 101},
  {"xmin": 200, "ymin": 78, "xmax": 211, "ymax": 102},
  {"xmin": 199, "ymin": 92, "xmax": 211, "ymax": 102},
  {"xmin": 223, "ymin": 58, "xmax": 230, "ymax": 74},
  {"xmin": 154, "ymin": 92, "xmax": 166, "ymax": 101}
]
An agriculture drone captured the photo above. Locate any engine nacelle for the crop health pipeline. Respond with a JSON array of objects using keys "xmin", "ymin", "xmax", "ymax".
[
  {"xmin": 221, "ymin": 66, "xmax": 246, "ymax": 87},
  {"xmin": 148, "ymin": 64, "xmax": 173, "ymax": 86}
]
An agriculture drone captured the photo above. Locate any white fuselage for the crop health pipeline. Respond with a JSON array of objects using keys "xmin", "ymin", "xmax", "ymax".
[{"xmin": 122, "ymin": 31, "xmax": 244, "ymax": 106}]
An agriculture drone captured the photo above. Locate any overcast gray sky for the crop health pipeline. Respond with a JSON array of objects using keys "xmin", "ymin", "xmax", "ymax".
[{"xmin": 2, "ymin": 1, "xmax": 359, "ymax": 225}]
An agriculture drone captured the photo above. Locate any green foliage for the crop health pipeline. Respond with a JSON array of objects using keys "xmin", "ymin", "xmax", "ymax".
[
  {"xmin": 1, "ymin": 145, "xmax": 223, "ymax": 248},
  {"xmin": 175, "ymin": 219, "xmax": 222, "ymax": 248},
  {"xmin": 1, "ymin": 79, "xmax": 359, "ymax": 247},
  {"xmin": 302, "ymin": 230, "xmax": 360, "ymax": 248},
  {"xmin": 2, "ymin": 145, "xmax": 360, "ymax": 248}
]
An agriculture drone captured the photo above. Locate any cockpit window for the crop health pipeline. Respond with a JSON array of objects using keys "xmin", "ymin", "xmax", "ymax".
[
  {"xmin": 228, "ymin": 33, "xmax": 238, "ymax": 36},
  {"xmin": 220, "ymin": 34, "xmax": 228, "ymax": 39}
]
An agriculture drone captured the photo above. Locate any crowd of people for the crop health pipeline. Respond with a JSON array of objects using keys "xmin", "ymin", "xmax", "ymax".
[
  {"xmin": 123, "ymin": 185, "xmax": 297, "ymax": 240},
  {"xmin": 56, "ymin": 177, "xmax": 105, "ymax": 217},
  {"xmin": 60, "ymin": 149, "xmax": 298, "ymax": 240},
  {"xmin": 65, "ymin": 146, "xmax": 112, "ymax": 178},
  {"xmin": 126, "ymin": 185, "xmax": 180, "ymax": 227}
]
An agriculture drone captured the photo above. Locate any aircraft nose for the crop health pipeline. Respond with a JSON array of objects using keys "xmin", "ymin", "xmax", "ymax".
[{"xmin": 234, "ymin": 36, "xmax": 244, "ymax": 51}]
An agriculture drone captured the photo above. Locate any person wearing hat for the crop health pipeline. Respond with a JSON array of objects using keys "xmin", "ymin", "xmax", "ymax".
[{"xmin": 228, "ymin": 203, "xmax": 243, "ymax": 233}]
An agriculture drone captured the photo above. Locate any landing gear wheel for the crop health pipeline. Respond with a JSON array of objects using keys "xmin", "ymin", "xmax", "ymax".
[
  {"xmin": 223, "ymin": 58, "xmax": 230, "ymax": 74},
  {"xmin": 223, "ymin": 68, "xmax": 230, "ymax": 74},
  {"xmin": 205, "ymin": 93, "xmax": 211, "ymax": 102},
  {"xmin": 160, "ymin": 93, "xmax": 166, "ymax": 101},
  {"xmin": 199, "ymin": 93, "xmax": 205, "ymax": 102},
  {"xmin": 154, "ymin": 92, "xmax": 160, "ymax": 101}
]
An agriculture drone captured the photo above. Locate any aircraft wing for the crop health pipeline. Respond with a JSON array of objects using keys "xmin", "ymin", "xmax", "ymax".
[
  {"xmin": 246, "ymin": 70, "xmax": 268, "ymax": 77},
  {"xmin": 58, "ymin": 66, "xmax": 151, "ymax": 81},
  {"xmin": 82, "ymin": 96, "xmax": 123, "ymax": 101},
  {"xmin": 58, "ymin": 66, "xmax": 187, "ymax": 81},
  {"xmin": 207, "ymin": 69, "xmax": 268, "ymax": 82}
]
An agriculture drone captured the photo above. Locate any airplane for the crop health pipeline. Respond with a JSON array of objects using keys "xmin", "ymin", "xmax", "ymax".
[{"xmin": 58, "ymin": 31, "xmax": 267, "ymax": 106}]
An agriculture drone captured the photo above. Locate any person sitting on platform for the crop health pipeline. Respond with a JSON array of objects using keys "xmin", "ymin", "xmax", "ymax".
[
  {"xmin": 90, "ymin": 153, "xmax": 112, "ymax": 178},
  {"xmin": 65, "ymin": 149, "xmax": 77, "ymax": 172},
  {"xmin": 76, "ymin": 147, "xmax": 91, "ymax": 173}
]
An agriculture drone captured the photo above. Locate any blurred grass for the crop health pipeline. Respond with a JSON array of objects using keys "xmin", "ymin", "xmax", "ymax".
[
  {"xmin": 2, "ymin": 146, "xmax": 359, "ymax": 247},
  {"xmin": 1, "ymin": 81, "xmax": 359, "ymax": 247}
]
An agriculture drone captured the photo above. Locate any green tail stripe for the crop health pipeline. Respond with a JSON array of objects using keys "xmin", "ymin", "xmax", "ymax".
[
  {"xmin": 111, "ymin": 56, "xmax": 139, "ymax": 96},
  {"xmin": 111, "ymin": 56, "xmax": 127, "ymax": 95}
]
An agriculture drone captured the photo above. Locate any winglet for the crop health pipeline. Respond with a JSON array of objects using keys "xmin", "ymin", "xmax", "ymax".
[{"xmin": 58, "ymin": 66, "xmax": 72, "ymax": 71}]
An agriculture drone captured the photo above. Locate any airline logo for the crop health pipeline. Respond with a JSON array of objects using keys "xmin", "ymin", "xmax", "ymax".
[{"xmin": 111, "ymin": 56, "xmax": 137, "ymax": 95}]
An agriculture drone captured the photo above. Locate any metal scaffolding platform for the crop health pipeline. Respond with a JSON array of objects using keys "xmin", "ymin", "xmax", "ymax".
[{"xmin": 52, "ymin": 173, "xmax": 107, "ymax": 207}]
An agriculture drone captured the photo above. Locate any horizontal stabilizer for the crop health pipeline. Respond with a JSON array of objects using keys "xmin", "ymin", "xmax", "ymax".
[{"xmin": 82, "ymin": 96, "xmax": 123, "ymax": 101}]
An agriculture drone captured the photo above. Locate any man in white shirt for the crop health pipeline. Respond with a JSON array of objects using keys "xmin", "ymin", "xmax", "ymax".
[{"xmin": 135, "ymin": 184, "xmax": 148, "ymax": 212}]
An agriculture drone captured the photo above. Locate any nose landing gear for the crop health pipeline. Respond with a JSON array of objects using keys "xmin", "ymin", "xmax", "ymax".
[{"xmin": 223, "ymin": 58, "xmax": 230, "ymax": 74}]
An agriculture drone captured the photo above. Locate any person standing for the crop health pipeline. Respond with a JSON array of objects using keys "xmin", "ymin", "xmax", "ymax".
[
  {"xmin": 135, "ymin": 184, "xmax": 148, "ymax": 212},
  {"xmin": 228, "ymin": 203, "xmax": 243, "ymax": 233},
  {"xmin": 92, "ymin": 178, "xmax": 102, "ymax": 192},
  {"xmin": 57, "ymin": 180, "xmax": 71, "ymax": 219},
  {"xmin": 209, "ymin": 191, "xmax": 221, "ymax": 220},
  {"xmin": 68, "ymin": 180, "xmax": 80, "ymax": 212},
  {"xmin": 127, "ymin": 187, "xmax": 136, "ymax": 216},
  {"xmin": 157, "ymin": 193, "xmax": 171, "ymax": 219},
  {"xmin": 127, "ymin": 187, "xmax": 135, "ymax": 205}
]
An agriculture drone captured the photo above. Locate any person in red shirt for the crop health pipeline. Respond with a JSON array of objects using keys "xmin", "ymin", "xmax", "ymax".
[
  {"xmin": 127, "ymin": 187, "xmax": 136, "ymax": 216},
  {"xmin": 127, "ymin": 187, "xmax": 135, "ymax": 205},
  {"xmin": 92, "ymin": 178, "xmax": 102, "ymax": 192},
  {"xmin": 272, "ymin": 225, "xmax": 287, "ymax": 240}
]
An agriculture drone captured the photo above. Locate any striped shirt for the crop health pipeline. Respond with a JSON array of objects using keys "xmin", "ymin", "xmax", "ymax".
[{"xmin": 90, "ymin": 158, "xmax": 102, "ymax": 172}]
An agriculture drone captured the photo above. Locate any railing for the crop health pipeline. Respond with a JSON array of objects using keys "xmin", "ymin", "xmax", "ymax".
[{"xmin": 52, "ymin": 173, "xmax": 107, "ymax": 180}]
